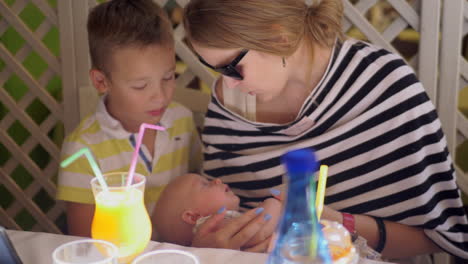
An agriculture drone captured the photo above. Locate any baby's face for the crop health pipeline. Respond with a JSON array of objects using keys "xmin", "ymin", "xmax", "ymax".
[{"xmin": 185, "ymin": 174, "xmax": 240, "ymax": 215}]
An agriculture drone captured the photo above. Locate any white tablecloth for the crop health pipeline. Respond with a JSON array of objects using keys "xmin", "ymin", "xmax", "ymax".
[{"xmin": 7, "ymin": 230, "xmax": 392, "ymax": 264}]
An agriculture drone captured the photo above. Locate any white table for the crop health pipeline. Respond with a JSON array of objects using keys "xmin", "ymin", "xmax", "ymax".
[{"xmin": 7, "ymin": 230, "xmax": 392, "ymax": 264}]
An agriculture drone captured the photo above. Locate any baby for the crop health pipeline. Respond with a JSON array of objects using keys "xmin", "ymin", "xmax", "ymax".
[{"xmin": 152, "ymin": 173, "xmax": 281, "ymax": 249}]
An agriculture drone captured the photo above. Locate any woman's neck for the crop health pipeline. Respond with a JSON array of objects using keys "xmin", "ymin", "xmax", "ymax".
[
  {"xmin": 256, "ymin": 41, "xmax": 333, "ymax": 124},
  {"xmin": 287, "ymin": 40, "xmax": 333, "ymax": 96}
]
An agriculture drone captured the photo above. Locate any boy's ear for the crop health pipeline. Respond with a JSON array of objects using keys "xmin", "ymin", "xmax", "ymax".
[
  {"xmin": 181, "ymin": 210, "xmax": 201, "ymax": 225},
  {"xmin": 89, "ymin": 69, "xmax": 109, "ymax": 94}
]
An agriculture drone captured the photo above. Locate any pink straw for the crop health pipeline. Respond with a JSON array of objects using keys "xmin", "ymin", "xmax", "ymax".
[{"xmin": 126, "ymin": 123, "xmax": 165, "ymax": 186}]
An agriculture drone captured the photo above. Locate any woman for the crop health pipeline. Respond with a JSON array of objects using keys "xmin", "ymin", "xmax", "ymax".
[{"xmin": 183, "ymin": 0, "xmax": 468, "ymax": 260}]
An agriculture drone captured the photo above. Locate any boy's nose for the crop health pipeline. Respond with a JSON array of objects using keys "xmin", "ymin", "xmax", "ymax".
[
  {"xmin": 223, "ymin": 76, "xmax": 241, "ymax": 89},
  {"xmin": 150, "ymin": 84, "xmax": 168, "ymax": 100}
]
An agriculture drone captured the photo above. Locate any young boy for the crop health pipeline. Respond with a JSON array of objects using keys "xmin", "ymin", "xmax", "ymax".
[
  {"xmin": 56, "ymin": 0, "xmax": 201, "ymax": 237},
  {"xmin": 152, "ymin": 173, "xmax": 281, "ymax": 249}
]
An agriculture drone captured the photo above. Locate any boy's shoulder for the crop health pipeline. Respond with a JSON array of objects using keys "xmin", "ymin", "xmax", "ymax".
[
  {"xmin": 65, "ymin": 112, "xmax": 103, "ymax": 144},
  {"xmin": 167, "ymin": 101, "xmax": 193, "ymax": 116},
  {"xmin": 163, "ymin": 101, "xmax": 195, "ymax": 124}
]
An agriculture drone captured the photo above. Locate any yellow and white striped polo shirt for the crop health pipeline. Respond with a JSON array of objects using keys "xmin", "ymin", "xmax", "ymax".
[{"xmin": 56, "ymin": 96, "xmax": 202, "ymax": 211}]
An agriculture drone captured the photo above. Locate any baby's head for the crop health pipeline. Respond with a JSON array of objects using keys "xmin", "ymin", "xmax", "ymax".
[
  {"xmin": 87, "ymin": 0, "xmax": 175, "ymax": 132},
  {"xmin": 153, "ymin": 173, "xmax": 240, "ymax": 246}
]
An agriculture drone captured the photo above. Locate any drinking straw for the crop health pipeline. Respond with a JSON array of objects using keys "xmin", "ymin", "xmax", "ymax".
[
  {"xmin": 126, "ymin": 123, "xmax": 165, "ymax": 186},
  {"xmin": 60, "ymin": 147, "xmax": 108, "ymax": 191},
  {"xmin": 309, "ymin": 174, "xmax": 318, "ymax": 259},
  {"xmin": 315, "ymin": 165, "xmax": 328, "ymax": 220},
  {"xmin": 309, "ymin": 165, "xmax": 329, "ymax": 261}
]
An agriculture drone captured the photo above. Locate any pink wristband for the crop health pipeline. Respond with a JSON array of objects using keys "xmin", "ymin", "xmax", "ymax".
[{"xmin": 342, "ymin": 212, "xmax": 355, "ymax": 233}]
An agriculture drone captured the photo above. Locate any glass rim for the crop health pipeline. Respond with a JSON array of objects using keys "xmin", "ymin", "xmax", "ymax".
[
  {"xmin": 131, "ymin": 249, "xmax": 200, "ymax": 264},
  {"xmin": 90, "ymin": 172, "xmax": 146, "ymax": 190},
  {"xmin": 52, "ymin": 239, "xmax": 118, "ymax": 264}
]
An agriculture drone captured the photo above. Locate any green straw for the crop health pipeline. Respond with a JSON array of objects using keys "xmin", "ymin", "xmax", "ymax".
[
  {"xmin": 309, "ymin": 176, "xmax": 318, "ymax": 258},
  {"xmin": 309, "ymin": 165, "xmax": 329, "ymax": 260},
  {"xmin": 60, "ymin": 147, "xmax": 108, "ymax": 191}
]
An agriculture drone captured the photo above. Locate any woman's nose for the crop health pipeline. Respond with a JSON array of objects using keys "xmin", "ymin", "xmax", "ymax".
[
  {"xmin": 223, "ymin": 76, "xmax": 241, "ymax": 89},
  {"xmin": 211, "ymin": 178, "xmax": 222, "ymax": 185}
]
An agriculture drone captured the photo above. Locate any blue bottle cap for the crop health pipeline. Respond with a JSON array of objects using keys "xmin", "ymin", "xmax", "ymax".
[{"xmin": 281, "ymin": 148, "xmax": 318, "ymax": 174}]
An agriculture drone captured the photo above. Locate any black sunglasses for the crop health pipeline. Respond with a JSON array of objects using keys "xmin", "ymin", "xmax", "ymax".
[{"xmin": 198, "ymin": 49, "xmax": 249, "ymax": 80}]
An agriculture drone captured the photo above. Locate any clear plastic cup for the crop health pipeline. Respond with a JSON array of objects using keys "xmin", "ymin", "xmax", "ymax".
[
  {"xmin": 52, "ymin": 239, "xmax": 118, "ymax": 264},
  {"xmin": 321, "ymin": 220, "xmax": 359, "ymax": 264},
  {"xmin": 131, "ymin": 249, "xmax": 200, "ymax": 264}
]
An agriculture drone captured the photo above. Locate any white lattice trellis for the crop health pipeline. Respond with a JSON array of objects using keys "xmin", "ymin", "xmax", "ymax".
[
  {"xmin": 439, "ymin": 0, "xmax": 468, "ymax": 196},
  {"xmin": 0, "ymin": 0, "xmax": 67, "ymax": 233}
]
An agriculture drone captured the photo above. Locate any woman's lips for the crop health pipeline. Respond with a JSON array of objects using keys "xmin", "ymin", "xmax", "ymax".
[{"xmin": 148, "ymin": 108, "xmax": 165, "ymax": 116}]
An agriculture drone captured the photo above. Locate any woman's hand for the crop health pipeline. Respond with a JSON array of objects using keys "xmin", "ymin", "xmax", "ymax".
[
  {"xmin": 243, "ymin": 198, "xmax": 281, "ymax": 250},
  {"xmin": 270, "ymin": 188, "xmax": 284, "ymax": 201},
  {"xmin": 243, "ymin": 236, "xmax": 272, "ymax": 253},
  {"xmin": 270, "ymin": 188, "xmax": 342, "ymax": 223},
  {"xmin": 191, "ymin": 207, "xmax": 271, "ymax": 251},
  {"xmin": 321, "ymin": 205, "xmax": 342, "ymax": 223}
]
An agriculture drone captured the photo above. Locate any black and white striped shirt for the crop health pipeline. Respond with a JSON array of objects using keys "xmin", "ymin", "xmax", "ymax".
[{"xmin": 201, "ymin": 39, "xmax": 468, "ymax": 258}]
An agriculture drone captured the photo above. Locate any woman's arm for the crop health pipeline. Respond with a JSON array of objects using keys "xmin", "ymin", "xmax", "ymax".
[
  {"xmin": 323, "ymin": 206, "xmax": 442, "ymax": 259},
  {"xmin": 66, "ymin": 202, "xmax": 95, "ymax": 237}
]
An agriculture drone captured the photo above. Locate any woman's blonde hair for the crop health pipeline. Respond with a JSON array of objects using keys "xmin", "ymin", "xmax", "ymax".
[{"xmin": 183, "ymin": 0, "xmax": 344, "ymax": 57}]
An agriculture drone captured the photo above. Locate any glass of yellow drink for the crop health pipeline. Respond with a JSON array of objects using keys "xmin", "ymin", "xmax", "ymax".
[{"xmin": 91, "ymin": 172, "xmax": 152, "ymax": 264}]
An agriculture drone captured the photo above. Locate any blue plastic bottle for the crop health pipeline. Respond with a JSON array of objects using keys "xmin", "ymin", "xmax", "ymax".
[{"xmin": 267, "ymin": 148, "xmax": 332, "ymax": 264}]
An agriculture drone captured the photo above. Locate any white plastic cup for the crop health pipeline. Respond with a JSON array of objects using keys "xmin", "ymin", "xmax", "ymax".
[
  {"xmin": 52, "ymin": 239, "xmax": 118, "ymax": 264},
  {"xmin": 131, "ymin": 249, "xmax": 200, "ymax": 264}
]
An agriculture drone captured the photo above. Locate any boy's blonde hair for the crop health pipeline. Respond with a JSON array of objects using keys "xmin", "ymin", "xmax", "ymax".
[
  {"xmin": 183, "ymin": 0, "xmax": 343, "ymax": 57},
  {"xmin": 87, "ymin": 0, "xmax": 174, "ymax": 76}
]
